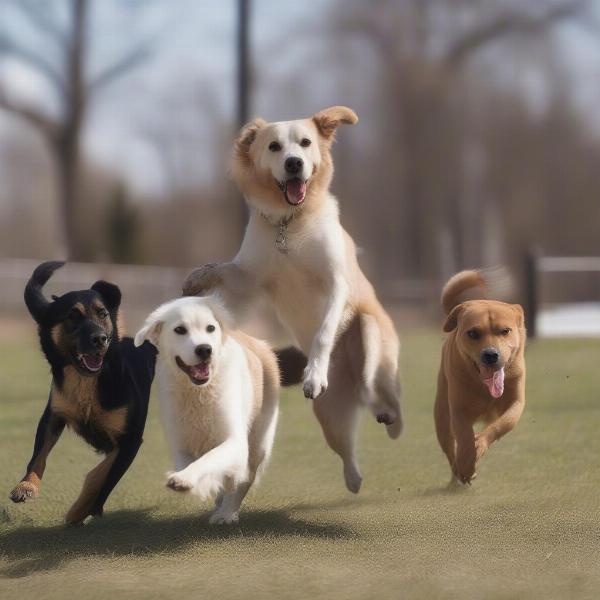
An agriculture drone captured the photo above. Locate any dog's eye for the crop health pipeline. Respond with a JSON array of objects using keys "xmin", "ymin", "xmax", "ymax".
[
  {"xmin": 98, "ymin": 309, "xmax": 109, "ymax": 319},
  {"xmin": 467, "ymin": 329, "xmax": 480, "ymax": 340},
  {"xmin": 500, "ymin": 327, "xmax": 511, "ymax": 336},
  {"xmin": 268, "ymin": 141, "xmax": 281, "ymax": 152},
  {"xmin": 300, "ymin": 138, "xmax": 311, "ymax": 147},
  {"xmin": 206, "ymin": 324, "xmax": 215, "ymax": 333},
  {"xmin": 174, "ymin": 326, "xmax": 187, "ymax": 335}
]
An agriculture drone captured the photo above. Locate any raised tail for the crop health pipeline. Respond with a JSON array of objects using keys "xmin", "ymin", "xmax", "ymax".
[
  {"xmin": 24, "ymin": 261, "xmax": 65, "ymax": 324},
  {"xmin": 441, "ymin": 270, "xmax": 487, "ymax": 315}
]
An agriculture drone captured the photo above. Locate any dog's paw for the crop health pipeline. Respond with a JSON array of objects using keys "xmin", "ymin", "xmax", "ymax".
[
  {"xmin": 166, "ymin": 471, "xmax": 194, "ymax": 492},
  {"xmin": 343, "ymin": 461, "xmax": 362, "ymax": 494},
  {"xmin": 65, "ymin": 504, "xmax": 91, "ymax": 525},
  {"xmin": 181, "ymin": 263, "xmax": 220, "ymax": 296},
  {"xmin": 9, "ymin": 481, "xmax": 38, "ymax": 503},
  {"xmin": 209, "ymin": 510, "xmax": 240, "ymax": 525},
  {"xmin": 302, "ymin": 365, "xmax": 328, "ymax": 399},
  {"xmin": 453, "ymin": 460, "xmax": 476, "ymax": 485}
]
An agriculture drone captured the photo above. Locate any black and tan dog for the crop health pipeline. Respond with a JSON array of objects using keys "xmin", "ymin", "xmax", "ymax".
[{"xmin": 9, "ymin": 261, "xmax": 156, "ymax": 524}]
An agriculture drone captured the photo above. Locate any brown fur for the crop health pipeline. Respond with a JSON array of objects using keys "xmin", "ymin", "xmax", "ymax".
[
  {"xmin": 65, "ymin": 450, "xmax": 118, "ymax": 524},
  {"xmin": 51, "ymin": 366, "xmax": 128, "ymax": 444},
  {"xmin": 435, "ymin": 270, "xmax": 526, "ymax": 484}
]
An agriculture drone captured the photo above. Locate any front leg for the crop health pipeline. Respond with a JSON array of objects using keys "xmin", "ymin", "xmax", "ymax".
[
  {"xmin": 476, "ymin": 395, "xmax": 525, "ymax": 463},
  {"xmin": 451, "ymin": 410, "xmax": 476, "ymax": 484},
  {"xmin": 166, "ymin": 437, "xmax": 249, "ymax": 500},
  {"xmin": 65, "ymin": 436, "xmax": 143, "ymax": 524},
  {"xmin": 10, "ymin": 399, "xmax": 65, "ymax": 503},
  {"xmin": 303, "ymin": 273, "xmax": 349, "ymax": 399},
  {"xmin": 182, "ymin": 262, "xmax": 258, "ymax": 325}
]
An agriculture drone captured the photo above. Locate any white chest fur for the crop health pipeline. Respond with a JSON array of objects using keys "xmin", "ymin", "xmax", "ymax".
[
  {"xmin": 157, "ymin": 340, "xmax": 251, "ymax": 461},
  {"xmin": 237, "ymin": 197, "xmax": 348, "ymax": 352}
]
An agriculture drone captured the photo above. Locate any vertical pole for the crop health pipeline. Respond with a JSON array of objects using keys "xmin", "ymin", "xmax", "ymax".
[
  {"xmin": 236, "ymin": 0, "xmax": 250, "ymax": 233},
  {"xmin": 525, "ymin": 247, "xmax": 538, "ymax": 338},
  {"xmin": 237, "ymin": 0, "xmax": 250, "ymax": 129}
]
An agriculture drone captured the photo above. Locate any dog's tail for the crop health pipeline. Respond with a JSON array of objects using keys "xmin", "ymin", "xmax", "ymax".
[
  {"xmin": 441, "ymin": 270, "xmax": 487, "ymax": 314},
  {"xmin": 275, "ymin": 346, "xmax": 307, "ymax": 386},
  {"xmin": 24, "ymin": 261, "xmax": 65, "ymax": 324}
]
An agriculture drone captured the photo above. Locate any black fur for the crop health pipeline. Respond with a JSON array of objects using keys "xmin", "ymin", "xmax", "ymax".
[
  {"xmin": 275, "ymin": 346, "xmax": 307, "ymax": 386},
  {"xmin": 11, "ymin": 261, "xmax": 157, "ymax": 522}
]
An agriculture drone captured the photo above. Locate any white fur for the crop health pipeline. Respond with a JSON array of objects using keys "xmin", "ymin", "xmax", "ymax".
[
  {"xmin": 135, "ymin": 296, "xmax": 278, "ymax": 523},
  {"xmin": 256, "ymin": 121, "xmax": 319, "ymax": 189},
  {"xmin": 185, "ymin": 112, "xmax": 403, "ymax": 492}
]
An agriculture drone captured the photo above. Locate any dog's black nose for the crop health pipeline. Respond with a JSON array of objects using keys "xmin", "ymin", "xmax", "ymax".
[
  {"xmin": 92, "ymin": 333, "xmax": 109, "ymax": 348},
  {"xmin": 284, "ymin": 156, "xmax": 303, "ymax": 175},
  {"xmin": 481, "ymin": 348, "xmax": 499, "ymax": 365},
  {"xmin": 195, "ymin": 344, "xmax": 212, "ymax": 360}
]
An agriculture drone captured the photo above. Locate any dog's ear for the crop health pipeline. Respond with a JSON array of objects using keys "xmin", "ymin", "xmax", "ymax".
[
  {"xmin": 91, "ymin": 280, "xmax": 122, "ymax": 312},
  {"xmin": 313, "ymin": 106, "xmax": 358, "ymax": 140},
  {"xmin": 134, "ymin": 303, "xmax": 171, "ymax": 348},
  {"xmin": 443, "ymin": 304, "xmax": 464, "ymax": 332},
  {"xmin": 235, "ymin": 117, "xmax": 267, "ymax": 156},
  {"xmin": 512, "ymin": 304, "xmax": 525, "ymax": 329}
]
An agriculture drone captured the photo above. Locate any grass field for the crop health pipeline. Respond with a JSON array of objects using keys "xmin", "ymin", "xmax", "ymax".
[{"xmin": 1, "ymin": 323, "xmax": 600, "ymax": 599}]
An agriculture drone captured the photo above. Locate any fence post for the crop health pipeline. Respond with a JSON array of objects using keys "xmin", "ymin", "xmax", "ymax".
[{"xmin": 524, "ymin": 247, "xmax": 539, "ymax": 338}]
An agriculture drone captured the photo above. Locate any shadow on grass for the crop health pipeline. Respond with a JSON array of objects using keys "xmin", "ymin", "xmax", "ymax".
[{"xmin": 0, "ymin": 506, "xmax": 356, "ymax": 579}]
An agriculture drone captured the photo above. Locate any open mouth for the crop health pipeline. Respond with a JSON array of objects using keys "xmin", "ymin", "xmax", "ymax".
[
  {"xmin": 77, "ymin": 353, "xmax": 105, "ymax": 374},
  {"xmin": 477, "ymin": 364, "xmax": 505, "ymax": 399},
  {"xmin": 278, "ymin": 177, "xmax": 307, "ymax": 206},
  {"xmin": 176, "ymin": 356, "xmax": 210, "ymax": 385}
]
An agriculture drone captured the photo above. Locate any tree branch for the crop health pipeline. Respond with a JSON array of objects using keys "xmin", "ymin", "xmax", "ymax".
[
  {"xmin": 88, "ymin": 41, "xmax": 153, "ymax": 92},
  {"xmin": 0, "ymin": 87, "xmax": 60, "ymax": 141},
  {"xmin": 11, "ymin": 0, "xmax": 67, "ymax": 46},
  {"xmin": 0, "ymin": 33, "xmax": 66, "ymax": 93},
  {"xmin": 445, "ymin": 0, "xmax": 588, "ymax": 69}
]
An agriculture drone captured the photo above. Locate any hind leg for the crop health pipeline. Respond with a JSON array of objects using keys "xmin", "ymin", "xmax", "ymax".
[
  {"xmin": 209, "ymin": 480, "xmax": 252, "ymax": 525},
  {"xmin": 368, "ymin": 367, "xmax": 403, "ymax": 439},
  {"xmin": 357, "ymin": 314, "xmax": 403, "ymax": 439},
  {"xmin": 210, "ymin": 401, "xmax": 279, "ymax": 524},
  {"xmin": 434, "ymin": 367, "xmax": 456, "ymax": 477},
  {"xmin": 313, "ymin": 381, "xmax": 362, "ymax": 494}
]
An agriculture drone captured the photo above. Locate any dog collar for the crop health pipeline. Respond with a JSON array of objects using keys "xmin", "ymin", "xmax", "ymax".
[{"xmin": 259, "ymin": 212, "xmax": 294, "ymax": 254}]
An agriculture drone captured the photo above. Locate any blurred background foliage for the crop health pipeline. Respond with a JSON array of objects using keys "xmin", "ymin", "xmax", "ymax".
[{"xmin": 0, "ymin": 0, "xmax": 599, "ymax": 302}]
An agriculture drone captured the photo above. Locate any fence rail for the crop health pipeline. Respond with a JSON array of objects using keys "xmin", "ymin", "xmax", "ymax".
[{"xmin": 525, "ymin": 250, "xmax": 600, "ymax": 338}]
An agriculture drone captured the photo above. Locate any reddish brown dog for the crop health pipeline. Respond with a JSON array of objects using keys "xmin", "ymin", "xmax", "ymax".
[{"xmin": 434, "ymin": 270, "xmax": 526, "ymax": 484}]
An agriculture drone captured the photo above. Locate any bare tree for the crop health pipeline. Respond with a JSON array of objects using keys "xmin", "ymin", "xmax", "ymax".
[
  {"xmin": 0, "ymin": 0, "xmax": 152, "ymax": 260},
  {"xmin": 337, "ymin": 0, "xmax": 589, "ymax": 281}
]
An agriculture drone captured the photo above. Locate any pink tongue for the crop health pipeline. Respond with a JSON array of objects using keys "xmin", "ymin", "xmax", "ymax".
[
  {"xmin": 483, "ymin": 367, "xmax": 505, "ymax": 398},
  {"xmin": 190, "ymin": 363, "xmax": 210, "ymax": 380},
  {"xmin": 286, "ymin": 179, "xmax": 306, "ymax": 205},
  {"xmin": 83, "ymin": 354, "xmax": 103, "ymax": 370}
]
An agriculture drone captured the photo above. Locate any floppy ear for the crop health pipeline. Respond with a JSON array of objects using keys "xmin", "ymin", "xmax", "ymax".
[
  {"xmin": 235, "ymin": 117, "xmax": 267, "ymax": 156},
  {"xmin": 443, "ymin": 304, "xmax": 464, "ymax": 332},
  {"xmin": 313, "ymin": 106, "xmax": 358, "ymax": 140},
  {"xmin": 134, "ymin": 303, "xmax": 171, "ymax": 348},
  {"xmin": 91, "ymin": 280, "xmax": 121, "ymax": 312}
]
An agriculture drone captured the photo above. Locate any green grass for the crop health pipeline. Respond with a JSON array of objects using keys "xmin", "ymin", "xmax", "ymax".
[{"xmin": 1, "ymin": 324, "xmax": 600, "ymax": 599}]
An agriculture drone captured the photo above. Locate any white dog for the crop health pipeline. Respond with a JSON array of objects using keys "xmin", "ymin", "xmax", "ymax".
[
  {"xmin": 135, "ymin": 296, "xmax": 279, "ymax": 524},
  {"xmin": 182, "ymin": 106, "xmax": 403, "ymax": 493}
]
